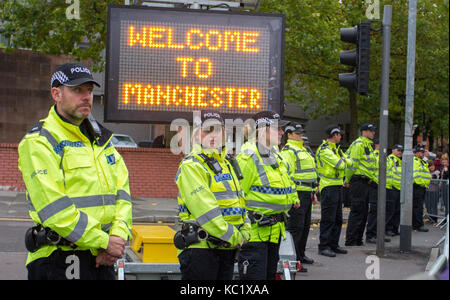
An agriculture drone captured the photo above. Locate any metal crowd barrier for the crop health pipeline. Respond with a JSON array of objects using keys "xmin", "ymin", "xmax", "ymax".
[
  {"xmin": 424, "ymin": 179, "xmax": 449, "ymax": 278},
  {"xmin": 424, "ymin": 179, "xmax": 449, "ymax": 228}
]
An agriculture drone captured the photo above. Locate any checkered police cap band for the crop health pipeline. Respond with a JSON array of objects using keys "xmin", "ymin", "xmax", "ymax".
[{"xmin": 51, "ymin": 71, "xmax": 70, "ymax": 87}]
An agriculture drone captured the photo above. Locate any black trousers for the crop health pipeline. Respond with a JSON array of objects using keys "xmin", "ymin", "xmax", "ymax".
[
  {"xmin": 346, "ymin": 178, "xmax": 377, "ymax": 244},
  {"xmin": 386, "ymin": 188, "xmax": 401, "ymax": 233},
  {"xmin": 319, "ymin": 185, "xmax": 343, "ymax": 251},
  {"xmin": 238, "ymin": 239, "xmax": 281, "ymax": 280},
  {"xmin": 27, "ymin": 249, "xmax": 115, "ymax": 280},
  {"xmin": 413, "ymin": 185, "xmax": 426, "ymax": 229},
  {"xmin": 179, "ymin": 248, "xmax": 236, "ymax": 280},
  {"xmin": 287, "ymin": 191, "xmax": 312, "ymax": 260}
]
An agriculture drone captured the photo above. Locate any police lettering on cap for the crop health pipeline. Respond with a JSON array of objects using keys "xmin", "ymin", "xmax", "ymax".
[
  {"xmin": 51, "ymin": 62, "xmax": 100, "ymax": 88},
  {"xmin": 284, "ymin": 121, "xmax": 305, "ymax": 134},
  {"xmin": 193, "ymin": 110, "xmax": 224, "ymax": 128},
  {"xmin": 326, "ymin": 125, "xmax": 343, "ymax": 137},
  {"xmin": 252, "ymin": 110, "xmax": 290, "ymax": 129},
  {"xmin": 414, "ymin": 145, "xmax": 425, "ymax": 153},
  {"xmin": 393, "ymin": 144, "xmax": 404, "ymax": 151},
  {"xmin": 360, "ymin": 123, "xmax": 377, "ymax": 132}
]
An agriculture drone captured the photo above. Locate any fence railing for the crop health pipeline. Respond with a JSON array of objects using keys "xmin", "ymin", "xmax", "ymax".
[
  {"xmin": 424, "ymin": 179, "xmax": 449, "ymax": 227},
  {"xmin": 425, "ymin": 179, "xmax": 448, "ymax": 278}
]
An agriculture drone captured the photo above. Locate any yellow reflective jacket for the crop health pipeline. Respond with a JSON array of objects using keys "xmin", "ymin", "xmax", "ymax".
[
  {"xmin": 316, "ymin": 140, "xmax": 351, "ymax": 192},
  {"xmin": 387, "ymin": 154, "xmax": 402, "ymax": 190},
  {"xmin": 175, "ymin": 144, "xmax": 251, "ymax": 253},
  {"xmin": 18, "ymin": 106, "xmax": 132, "ymax": 265},
  {"xmin": 345, "ymin": 136, "xmax": 378, "ymax": 184},
  {"xmin": 280, "ymin": 139, "xmax": 318, "ymax": 192},
  {"xmin": 413, "ymin": 156, "xmax": 431, "ymax": 188},
  {"xmin": 236, "ymin": 142, "xmax": 299, "ymax": 244}
]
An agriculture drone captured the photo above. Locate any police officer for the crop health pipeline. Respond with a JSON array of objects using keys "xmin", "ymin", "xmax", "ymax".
[
  {"xmin": 412, "ymin": 145, "xmax": 431, "ymax": 232},
  {"xmin": 386, "ymin": 144, "xmax": 403, "ymax": 236},
  {"xmin": 281, "ymin": 122, "xmax": 317, "ymax": 268},
  {"xmin": 175, "ymin": 111, "xmax": 251, "ymax": 280},
  {"xmin": 236, "ymin": 111, "xmax": 299, "ymax": 280},
  {"xmin": 18, "ymin": 62, "xmax": 132, "ymax": 280},
  {"xmin": 345, "ymin": 123, "xmax": 390, "ymax": 245},
  {"xmin": 316, "ymin": 125, "xmax": 350, "ymax": 257}
]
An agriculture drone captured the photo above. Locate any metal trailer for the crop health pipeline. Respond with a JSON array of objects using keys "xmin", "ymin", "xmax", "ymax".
[{"xmin": 116, "ymin": 231, "xmax": 298, "ymax": 280}]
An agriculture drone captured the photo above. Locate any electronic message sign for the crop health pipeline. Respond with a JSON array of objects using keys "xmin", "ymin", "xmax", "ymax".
[{"xmin": 105, "ymin": 5, "xmax": 285, "ymax": 123}]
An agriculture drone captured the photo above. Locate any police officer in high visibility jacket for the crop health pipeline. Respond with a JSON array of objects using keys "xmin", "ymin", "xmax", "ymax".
[
  {"xmin": 385, "ymin": 144, "xmax": 403, "ymax": 236},
  {"xmin": 18, "ymin": 63, "xmax": 132, "ymax": 280},
  {"xmin": 236, "ymin": 111, "xmax": 299, "ymax": 280},
  {"xmin": 344, "ymin": 123, "xmax": 390, "ymax": 245},
  {"xmin": 175, "ymin": 111, "xmax": 251, "ymax": 280},
  {"xmin": 280, "ymin": 122, "xmax": 317, "ymax": 268},
  {"xmin": 316, "ymin": 125, "xmax": 351, "ymax": 257},
  {"xmin": 412, "ymin": 145, "xmax": 431, "ymax": 232}
]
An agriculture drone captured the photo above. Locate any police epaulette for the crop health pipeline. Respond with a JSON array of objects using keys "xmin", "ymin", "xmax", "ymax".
[{"xmin": 28, "ymin": 121, "xmax": 44, "ymax": 134}]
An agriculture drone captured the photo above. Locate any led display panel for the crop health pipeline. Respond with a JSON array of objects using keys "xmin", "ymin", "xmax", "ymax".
[{"xmin": 105, "ymin": 5, "xmax": 285, "ymax": 123}]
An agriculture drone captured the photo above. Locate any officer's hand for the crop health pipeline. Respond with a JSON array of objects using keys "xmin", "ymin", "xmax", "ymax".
[
  {"xmin": 293, "ymin": 203, "xmax": 301, "ymax": 209},
  {"xmin": 343, "ymin": 183, "xmax": 350, "ymax": 188},
  {"xmin": 96, "ymin": 251, "xmax": 118, "ymax": 268},
  {"xmin": 106, "ymin": 235, "xmax": 126, "ymax": 258}
]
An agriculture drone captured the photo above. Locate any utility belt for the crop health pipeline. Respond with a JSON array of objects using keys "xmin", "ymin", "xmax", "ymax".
[
  {"xmin": 293, "ymin": 180, "xmax": 318, "ymax": 189},
  {"xmin": 351, "ymin": 175, "xmax": 377, "ymax": 187},
  {"xmin": 247, "ymin": 211, "xmax": 287, "ymax": 227},
  {"xmin": 25, "ymin": 224, "xmax": 75, "ymax": 253},
  {"xmin": 413, "ymin": 183, "xmax": 427, "ymax": 190},
  {"xmin": 173, "ymin": 221, "xmax": 233, "ymax": 250}
]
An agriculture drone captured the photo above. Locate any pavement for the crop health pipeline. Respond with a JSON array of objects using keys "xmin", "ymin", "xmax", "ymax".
[{"xmin": 0, "ymin": 190, "xmax": 446, "ymax": 280}]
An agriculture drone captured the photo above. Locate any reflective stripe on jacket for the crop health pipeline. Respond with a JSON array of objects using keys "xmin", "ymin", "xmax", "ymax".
[
  {"xmin": 387, "ymin": 154, "xmax": 402, "ymax": 190},
  {"xmin": 175, "ymin": 144, "xmax": 251, "ymax": 252},
  {"xmin": 345, "ymin": 136, "xmax": 378, "ymax": 184},
  {"xmin": 280, "ymin": 139, "xmax": 318, "ymax": 192},
  {"xmin": 236, "ymin": 142, "xmax": 299, "ymax": 243},
  {"xmin": 316, "ymin": 140, "xmax": 350, "ymax": 192},
  {"xmin": 18, "ymin": 106, "xmax": 132, "ymax": 265},
  {"xmin": 413, "ymin": 156, "xmax": 431, "ymax": 188}
]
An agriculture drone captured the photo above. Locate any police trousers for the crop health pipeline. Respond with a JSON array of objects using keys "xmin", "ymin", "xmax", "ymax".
[
  {"xmin": 413, "ymin": 185, "xmax": 426, "ymax": 229},
  {"xmin": 319, "ymin": 185, "xmax": 343, "ymax": 251},
  {"xmin": 287, "ymin": 191, "xmax": 312, "ymax": 259},
  {"xmin": 238, "ymin": 238, "xmax": 281, "ymax": 280},
  {"xmin": 386, "ymin": 188, "xmax": 401, "ymax": 233},
  {"xmin": 179, "ymin": 248, "xmax": 237, "ymax": 280},
  {"xmin": 346, "ymin": 177, "xmax": 377, "ymax": 244},
  {"xmin": 27, "ymin": 249, "xmax": 115, "ymax": 280}
]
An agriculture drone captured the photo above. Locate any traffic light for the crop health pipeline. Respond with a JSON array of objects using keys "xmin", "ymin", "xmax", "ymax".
[{"xmin": 338, "ymin": 22, "xmax": 371, "ymax": 95}]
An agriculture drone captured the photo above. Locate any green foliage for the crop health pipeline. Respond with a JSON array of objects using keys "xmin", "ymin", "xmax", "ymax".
[
  {"xmin": 0, "ymin": 0, "xmax": 448, "ymax": 138},
  {"xmin": 0, "ymin": 0, "xmax": 123, "ymax": 72},
  {"xmin": 260, "ymin": 0, "xmax": 449, "ymax": 138}
]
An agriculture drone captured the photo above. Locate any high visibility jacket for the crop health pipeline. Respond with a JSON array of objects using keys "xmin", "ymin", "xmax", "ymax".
[
  {"xmin": 345, "ymin": 136, "xmax": 378, "ymax": 184},
  {"xmin": 413, "ymin": 156, "xmax": 431, "ymax": 188},
  {"xmin": 280, "ymin": 139, "xmax": 318, "ymax": 192},
  {"xmin": 387, "ymin": 154, "xmax": 402, "ymax": 190},
  {"xmin": 18, "ymin": 106, "xmax": 132, "ymax": 266},
  {"xmin": 236, "ymin": 142, "xmax": 299, "ymax": 244},
  {"xmin": 175, "ymin": 144, "xmax": 251, "ymax": 252},
  {"xmin": 316, "ymin": 140, "xmax": 351, "ymax": 192}
]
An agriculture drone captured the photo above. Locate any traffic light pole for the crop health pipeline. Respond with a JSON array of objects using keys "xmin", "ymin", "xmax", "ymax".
[
  {"xmin": 400, "ymin": 0, "xmax": 418, "ymax": 253},
  {"xmin": 376, "ymin": 5, "xmax": 392, "ymax": 257}
]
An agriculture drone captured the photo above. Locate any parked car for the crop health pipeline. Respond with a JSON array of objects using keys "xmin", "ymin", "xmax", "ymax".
[{"xmin": 111, "ymin": 134, "xmax": 138, "ymax": 148}]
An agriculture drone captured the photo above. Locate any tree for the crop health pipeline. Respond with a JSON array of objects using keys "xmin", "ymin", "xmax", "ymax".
[
  {"xmin": 259, "ymin": 0, "xmax": 449, "ymax": 144},
  {"xmin": 1, "ymin": 0, "xmax": 448, "ymax": 145},
  {"xmin": 0, "ymin": 0, "xmax": 122, "ymax": 72}
]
